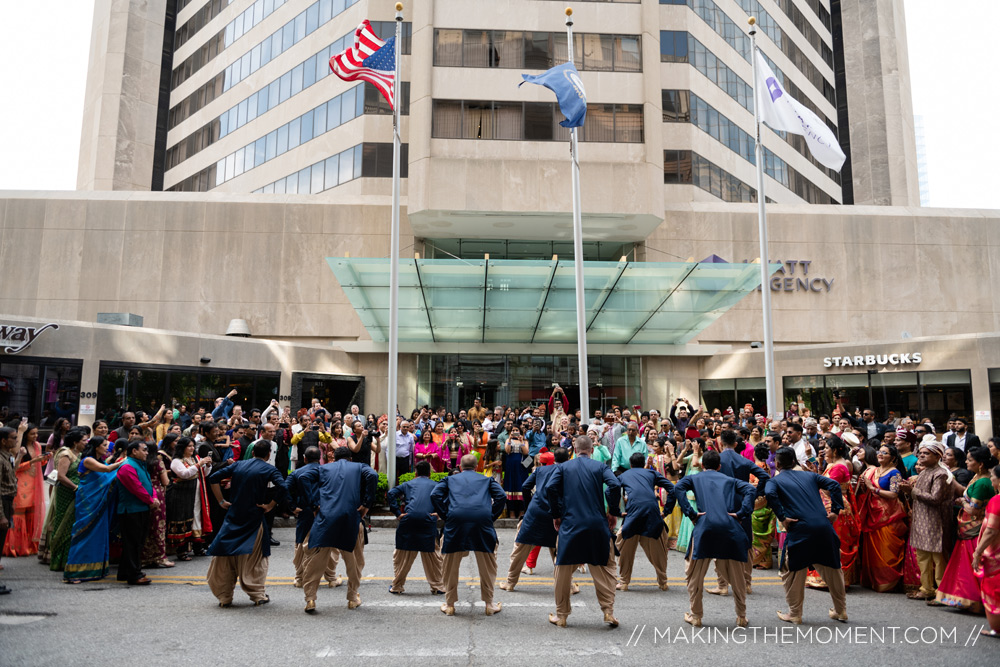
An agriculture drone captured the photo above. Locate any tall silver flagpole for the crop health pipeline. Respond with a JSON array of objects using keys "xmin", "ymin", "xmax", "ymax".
[
  {"xmin": 387, "ymin": 2, "xmax": 403, "ymax": 488},
  {"xmin": 565, "ymin": 8, "xmax": 590, "ymax": 423},
  {"xmin": 748, "ymin": 16, "xmax": 780, "ymax": 421}
]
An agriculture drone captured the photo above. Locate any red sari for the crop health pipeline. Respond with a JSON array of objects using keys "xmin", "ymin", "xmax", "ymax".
[
  {"xmin": 807, "ymin": 461, "xmax": 861, "ymax": 587},
  {"xmin": 856, "ymin": 466, "xmax": 909, "ymax": 592},
  {"xmin": 974, "ymin": 495, "xmax": 1000, "ymax": 616},
  {"xmin": 3, "ymin": 440, "xmax": 46, "ymax": 556},
  {"xmin": 936, "ymin": 477, "xmax": 996, "ymax": 611}
]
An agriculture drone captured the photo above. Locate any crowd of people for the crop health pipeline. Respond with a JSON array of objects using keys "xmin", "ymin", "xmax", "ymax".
[{"xmin": 1, "ymin": 385, "xmax": 998, "ymax": 637}]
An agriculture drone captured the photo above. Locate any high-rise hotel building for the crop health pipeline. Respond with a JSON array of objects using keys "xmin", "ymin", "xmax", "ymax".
[{"xmin": 3, "ymin": 1, "xmax": 998, "ymax": 438}]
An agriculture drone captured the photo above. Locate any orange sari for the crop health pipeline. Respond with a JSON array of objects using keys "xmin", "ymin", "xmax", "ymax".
[
  {"xmin": 3, "ymin": 440, "xmax": 47, "ymax": 556},
  {"xmin": 856, "ymin": 466, "xmax": 909, "ymax": 592}
]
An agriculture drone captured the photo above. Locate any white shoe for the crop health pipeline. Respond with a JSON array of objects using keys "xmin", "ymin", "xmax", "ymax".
[{"xmin": 521, "ymin": 565, "xmax": 534, "ymax": 575}]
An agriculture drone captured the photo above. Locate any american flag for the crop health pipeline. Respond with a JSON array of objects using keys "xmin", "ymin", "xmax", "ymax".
[{"xmin": 330, "ymin": 20, "xmax": 396, "ymax": 109}]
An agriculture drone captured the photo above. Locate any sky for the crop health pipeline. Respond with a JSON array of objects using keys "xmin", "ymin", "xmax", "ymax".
[{"xmin": 0, "ymin": 1, "xmax": 996, "ymax": 209}]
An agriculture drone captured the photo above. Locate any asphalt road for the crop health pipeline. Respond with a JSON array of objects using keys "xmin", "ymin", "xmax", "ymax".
[{"xmin": 0, "ymin": 526, "xmax": 995, "ymax": 666}]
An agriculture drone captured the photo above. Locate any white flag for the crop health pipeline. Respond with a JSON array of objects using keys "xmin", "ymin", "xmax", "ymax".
[{"xmin": 754, "ymin": 49, "xmax": 846, "ymax": 171}]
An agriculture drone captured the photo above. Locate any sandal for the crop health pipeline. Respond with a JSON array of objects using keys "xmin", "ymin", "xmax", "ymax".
[
  {"xmin": 157, "ymin": 561, "xmax": 176, "ymax": 568},
  {"xmin": 982, "ymin": 629, "xmax": 999, "ymax": 638},
  {"xmin": 176, "ymin": 553, "xmax": 192, "ymax": 562},
  {"xmin": 65, "ymin": 579, "xmax": 83, "ymax": 585}
]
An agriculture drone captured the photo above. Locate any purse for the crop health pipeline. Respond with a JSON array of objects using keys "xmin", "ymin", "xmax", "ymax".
[{"xmin": 44, "ymin": 468, "xmax": 60, "ymax": 486}]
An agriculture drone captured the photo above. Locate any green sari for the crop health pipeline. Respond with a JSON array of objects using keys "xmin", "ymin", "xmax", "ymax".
[{"xmin": 48, "ymin": 448, "xmax": 80, "ymax": 571}]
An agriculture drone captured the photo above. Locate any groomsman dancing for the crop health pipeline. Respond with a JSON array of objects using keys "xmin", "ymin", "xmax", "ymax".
[
  {"xmin": 387, "ymin": 461, "xmax": 445, "ymax": 595},
  {"xmin": 765, "ymin": 447, "xmax": 848, "ymax": 624},
  {"xmin": 616, "ymin": 452, "xmax": 675, "ymax": 591},
  {"xmin": 284, "ymin": 446, "xmax": 341, "ymax": 589},
  {"xmin": 674, "ymin": 450, "xmax": 756, "ymax": 627}
]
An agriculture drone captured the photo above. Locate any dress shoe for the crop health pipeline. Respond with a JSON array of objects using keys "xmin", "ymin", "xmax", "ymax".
[
  {"xmin": 548, "ymin": 613, "xmax": 567, "ymax": 627},
  {"xmin": 485, "ymin": 602, "xmax": 502, "ymax": 616},
  {"xmin": 348, "ymin": 598, "xmax": 361, "ymax": 610},
  {"xmin": 498, "ymin": 581, "xmax": 515, "ymax": 591},
  {"xmin": 829, "ymin": 608, "xmax": 849, "ymax": 622},
  {"xmin": 658, "ymin": 583, "xmax": 670, "ymax": 591},
  {"xmin": 777, "ymin": 611, "xmax": 802, "ymax": 624},
  {"xmin": 389, "ymin": 586, "xmax": 403, "ymax": 594},
  {"xmin": 570, "ymin": 583, "xmax": 580, "ymax": 595},
  {"xmin": 616, "ymin": 582, "xmax": 628, "ymax": 591},
  {"xmin": 254, "ymin": 596, "xmax": 270, "ymax": 606},
  {"xmin": 269, "ymin": 538, "xmax": 280, "ymax": 547},
  {"xmin": 304, "ymin": 600, "xmax": 316, "ymax": 614},
  {"xmin": 327, "ymin": 576, "xmax": 343, "ymax": 588},
  {"xmin": 603, "ymin": 612, "xmax": 619, "ymax": 628},
  {"xmin": 440, "ymin": 604, "xmax": 455, "ymax": 616},
  {"xmin": 128, "ymin": 578, "xmax": 151, "ymax": 586},
  {"xmin": 218, "ymin": 601, "xmax": 232, "ymax": 608},
  {"xmin": 707, "ymin": 586, "xmax": 728, "ymax": 596},
  {"xmin": 0, "ymin": 585, "xmax": 10, "ymax": 595},
  {"xmin": 684, "ymin": 612, "xmax": 702, "ymax": 627},
  {"xmin": 431, "ymin": 588, "xmax": 445, "ymax": 595},
  {"xmin": 736, "ymin": 617, "xmax": 749, "ymax": 627}
]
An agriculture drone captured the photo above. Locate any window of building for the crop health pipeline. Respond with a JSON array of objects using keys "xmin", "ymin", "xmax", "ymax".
[
  {"xmin": 434, "ymin": 29, "xmax": 641, "ymax": 72},
  {"xmin": 423, "ymin": 239, "xmax": 634, "ymax": 261},
  {"xmin": 0, "ymin": 358, "xmax": 81, "ymax": 434},
  {"xmin": 699, "ymin": 378, "xmax": 767, "ymax": 415},
  {"xmin": 431, "ymin": 100, "xmax": 643, "ymax": 143},
  {"xmin": 660, "ymin": 30, "xmax": 689, "ymax": 62},
  {"xmin": 990, "ymin": 369, "xmax": 1000, "ymax": 438}
]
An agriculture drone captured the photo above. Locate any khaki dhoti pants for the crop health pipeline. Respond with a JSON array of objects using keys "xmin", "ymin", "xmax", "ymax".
[
  {"xmin": 505, "ymin": 539, "xmax": 555, "ymax": 587},
  {"xmin": 391, "ymin": 540, "xmax": 445, "ymax": 592},
  {"xmin": 553, "ymin": 540, "xmax": 617, "ymax": 620},
  {"xmin": 616, "ymin": 530, "xmax": 670, "ymax": 587},
  {"xmin": 915, "ymin": 549, "xmax": 946, "ymax": 597},
  {"xmin": 715, "ymin": 550, "xmax": 753, "ymax": 590},
  {"xmin": 293, "ymin": 537, "xmax": 340, "ymax": 585},
  {"xmin": 687, "ymin": 557, "xmax": 747, "ymax": 619},
  {"xmin": 780, "ymin": 564, "xmax": 846, "ymax": 617},
  {"xmin": 206, "ymin": 525, "xmax": 269, "ymax": 604},
  {"xmin": 302, "ymin": 524, "xmax": 364, "ymax": 604},
  {"xmin": 442, "ymin": 548, "xmax": 497, "ymax": 608}
]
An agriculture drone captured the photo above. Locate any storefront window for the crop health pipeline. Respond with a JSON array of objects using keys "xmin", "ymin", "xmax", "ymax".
[
  {"xmin": 0, "ymin": 359, "xmax": 80, "ymax": 432},
  {"xmin": 417, "ymin": 354, "xmax": 641, "ymax": 417},
  {"xmin": 990, "ymin": 369, "xmax": 1000, "ymax": 437},
  {"xmin": 870, "ymin": 372, "xmax": 918, "ymax": 424},
  {"xmin": 920, "ymin": 370, "xmax": 972, "ymax": 431},
  {"xmin": 699, "ymin": 378, "xmax": 734, "ymax": 413},
  {"xmin": 735, "ymin": 377, "xmax": 766, "ymax": 414}
]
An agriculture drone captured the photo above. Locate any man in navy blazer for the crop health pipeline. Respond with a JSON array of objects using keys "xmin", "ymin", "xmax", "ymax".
[
  {"xmin": 545, "ymin": 436, "xmax": 623, "ymax": 628},
  {"xmin": 765, "ymin": 447, "xmax": 848, "ymax": 624},
  {"xmin": 710, "ymin": 429, "xmax": 770, "ymax": 596},
  {"xmin": 499, "ymin": 448, "xmax": 574, "ymax": 592},
  {"xmin": 206, "ymin": 440, "xmax": 288, "ymax": 607},
  {"xmin": 431, "ymin": 454, "xmax": 506, "ymax": 616},
  {"xmin": 284, "ymin": 446, "xmax": 341, "ymax": 589},
  {"xmin": 674, "ymin": 449, "xmax": 756, "ymax": 628},
  {"xmin": 299, "ymin": 446, "xmax": 377, "ymax": 613},
  {"xmin": 387, "ymin": 460, "xmax": 445, "ymax": 595},
  {"xmin": 616, "ymin": 452, "xmax": 676, "ymax": 592}
]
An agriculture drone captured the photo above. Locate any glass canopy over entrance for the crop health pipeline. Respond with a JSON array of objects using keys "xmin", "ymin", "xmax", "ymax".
[{"xmin": 327, "ymin": 258, "xmax": 779, "ymax": 345}]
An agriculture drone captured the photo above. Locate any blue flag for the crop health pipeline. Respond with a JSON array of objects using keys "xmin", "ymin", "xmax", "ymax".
[{"xmin": 519, "ymin": 62, "xmax": 587, "ymax": 128}]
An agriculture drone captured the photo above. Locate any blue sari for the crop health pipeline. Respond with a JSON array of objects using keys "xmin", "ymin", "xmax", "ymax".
[{"xmin": 63, "ymin": 460, "xmax": 118, "ymax": 582}]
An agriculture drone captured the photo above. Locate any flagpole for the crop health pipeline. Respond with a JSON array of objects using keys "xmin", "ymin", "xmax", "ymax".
[
  {"xmin": 387, "ymin": 2, "xmax": 403, "ymax": 488},
  {"xmin": 565, "ymin": 8, "xmax": 590, "ymax": 424},
  {"xmin": 748, "ymin": 16, "xmax": 780, "ymax": 422}
]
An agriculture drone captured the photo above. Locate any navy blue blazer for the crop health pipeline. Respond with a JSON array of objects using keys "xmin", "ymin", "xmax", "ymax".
[
  {"xmin": 304, "ymin": 459, "xmax": 377, "ymax": 551},
  {"xmin": 430, "ymin": 470, "xmax": 505, "ymax": 554},
  {"xmin": 515, "ymin": 464, "xmax": 559, "ymax": 548},
  {"xmin": 387, "ymin": 475, "xmax": 440, "ymax": 553},
  {"xmin": 673, "ymin": 469, "xmax": 756, "ymax": 562},
  {"xmin": 619, "ymin": 467, "xmax": 676, "ymax": 540},
  {"xmin": 765, "ymin": 470, "xmax": 844, "ymax": 571},
  {"xmin": 545, "ymin": 455, "xmax": 622, "ymax": 566},
  {"xmin": 206, "ymin": 458, "xmax": 287, "ymax": 557},
  {"xmin": 284, "ymin": 462, "xmax": 320, "ymax": 545}
]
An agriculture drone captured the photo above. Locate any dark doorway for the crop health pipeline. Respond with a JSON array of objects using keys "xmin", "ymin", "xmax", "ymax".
[{"xmin": 292, "ymin": 373, "xmax": 364, "ymax": 416}]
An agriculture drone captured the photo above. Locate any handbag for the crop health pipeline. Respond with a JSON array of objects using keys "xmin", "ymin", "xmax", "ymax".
[{"xmin": 44, "ymin": 468, "xmax": 60, "ymax": 486}]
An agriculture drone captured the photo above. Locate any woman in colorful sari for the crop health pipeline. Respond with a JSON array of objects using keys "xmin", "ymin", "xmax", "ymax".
[
  {"xmin": 3, "ymin": 424, "xmax": 50, "ymax": 557},
  {"xmin": 165, "ymin": 437, "xmax": 214, "ymax": 559},
  {"xmin": 675, "ymin": 438, "xmax": 704, "ymax": 554},
  {"xmin": 141, "ymin": 437, "xmax": 173, "ymax": 569},
  {"xmin": 934, "ymin": 447, "xmax": 997, "ymax": 611},
  {"xmin": 646, "ymin": 438, "xmax": 681, "ymax": 549},
  {"xmin": 415, "ymin": 428, "xmax": 446, "ymax": 473},
  {"xmin": 47, "ymin": 429, "xmax": 87, "ymax": 572},
  {"xmin": 750, "ymin": 442, "xmax": 776, "ymax": 569},
  {"xmin": 972, "ymin": 465, "xmax": 1000, "ymax": 638},
  {"xmin": 856, "ymin": 443, "xmax": 910, "ymax": 592},
  {"xmin": 64, "ymin": 437, "xmax": 125, "ymax": 583},
  {"xmin": 807, "ymin": 434, "xmax": 861, "ymax": 587},
  {"xmin": 502, "ymin": 424, "xmax": 531, "ymax": 519}
]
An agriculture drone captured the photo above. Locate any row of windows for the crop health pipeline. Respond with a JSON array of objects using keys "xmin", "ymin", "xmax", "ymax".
[
  {"xmin": 767, "ymin": 0, "xmax": 834, "ymax": 65},
  {"xmin": 174, "ymin": 0, "xmax": 236, "ymax": 50},
  {"xmin": 686, "ymin": 0, "xmax": 835, "ymax": 108},
  {"xmin": 432, "ymin": 29, "xmax": 641, "ymax": 72},
  {"xmin": 171, "ymin": 0, "xmax": 361, "ymax": 91},
  {"xmin": 431, "ymin": 100, "xmax": 644, "ymax": 143},
  {"xmin": 166, "ymin": 24, "xmax": 409, "ymax": 170},
  {"xmin": 661, "ymin": 31, "xmax": 835, "ymax": 132},
  {"xmin": 252, "ymin": 143, "xmax": 409, "ymax": 195},
  {"xmin": 799, "ymin": 0, "xmax": 833, "ymax": 31},
  {"xmin": 664, "ymin": 149, "xmax": 759, "ymax": 203},
  {"xmin": 664, "ymin": 90, "xmax": 837, "ymax": 203},
  {"xmin": 168, "ymin": 82, "xmax": 373, "ymax": 193},
  {"xmin": 662, "ymin": 89, "xmax": 839, "ymax": 184},
  {"xmin": 733, "ymin": 0, "xmax": 832, "ymax": 69}
]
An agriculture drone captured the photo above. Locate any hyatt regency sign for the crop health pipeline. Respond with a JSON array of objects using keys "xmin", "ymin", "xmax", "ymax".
[
  {"xmin": 823, "ymin": 352, "xmax": 923, "ymax": 368},
  {"xmin": 0, "ymin": 322, "xmax": 59, "ymax": 355}
]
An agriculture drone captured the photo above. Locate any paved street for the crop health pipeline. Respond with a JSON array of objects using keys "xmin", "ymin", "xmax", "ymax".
[{"xmin": 0, "ymin": 525, "xmax": 994, "ymax": 666}]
